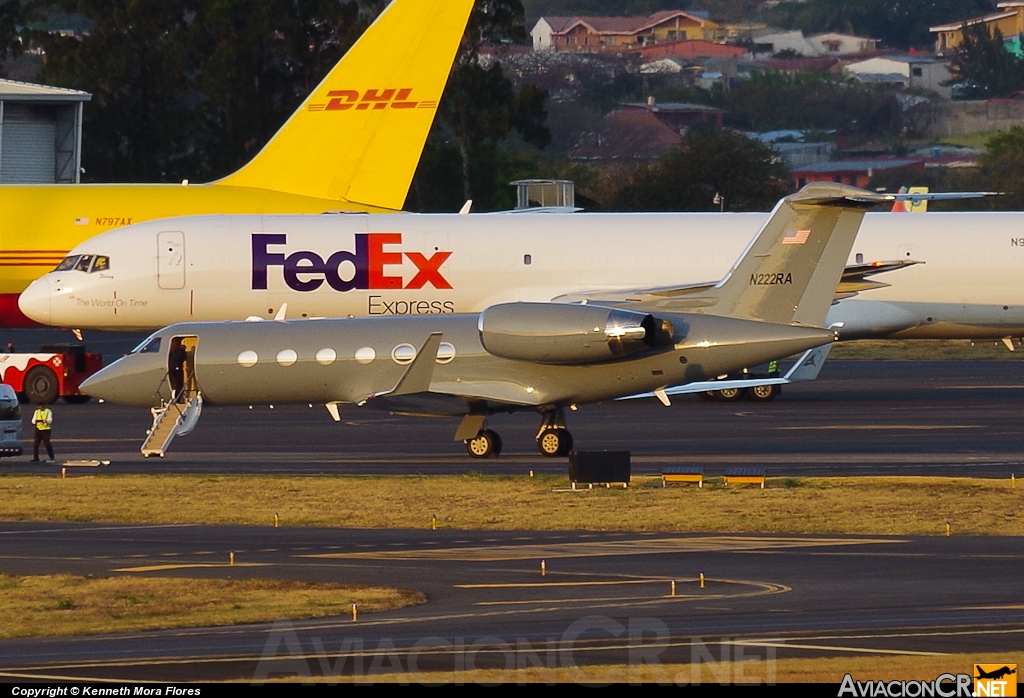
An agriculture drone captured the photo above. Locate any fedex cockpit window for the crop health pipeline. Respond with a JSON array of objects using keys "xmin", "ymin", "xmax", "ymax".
[
  {"xmin": 53, "ymin": 255, "xmax": 111, "ymax": 273},
  {"xmin": 131, "ymin": 336, "xmax": 162, "ymax": 355}
]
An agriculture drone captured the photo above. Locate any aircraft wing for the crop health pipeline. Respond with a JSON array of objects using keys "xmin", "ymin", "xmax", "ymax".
[
  {"xmin": 555, "ymin": 259, "xmax": 921, "ymax": 307},
  {"xmin": 617, "ymin": 345, "xmax": 832, "ymax": 403}
]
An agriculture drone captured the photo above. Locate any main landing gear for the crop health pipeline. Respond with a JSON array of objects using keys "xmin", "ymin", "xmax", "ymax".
[
  {"xmin": 461, "ymin": 408, "xmax": 575, "ymax": 459},
  {"xmin": 465, "ymin": 429, "xmax": 502, "ymax": 458}
]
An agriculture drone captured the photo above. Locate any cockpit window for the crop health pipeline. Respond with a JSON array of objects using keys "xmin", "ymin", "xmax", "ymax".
[
  {"xmin": 53, "ymin": 254, "xmax": 110, "ymax": 273},
  {"xmin": 54, "ymin": 255, "xmax": 80, "ymax": 272},
  {"xmin": 131, "ymin": 336, "xmax": 162, "ymax": 355}
]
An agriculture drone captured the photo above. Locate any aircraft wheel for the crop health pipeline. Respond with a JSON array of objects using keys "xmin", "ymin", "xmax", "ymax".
[
  {"xmin": 465, "ymin": 430, "xmax": 500, "ymax": 459},
  {"xmin": 537, "ymin": 428, "xmax": 572, "ymax": 457},
  {"xmin": 24, "ymin": 366, "xmax": 59, "ymax": 404},
  {"xmin": 749, "ymin": 384, "xmax": 780, "ymax": 402},
  {"xmin": 716, "ymin": 387, "xmax": 743, "ymax": 401}
]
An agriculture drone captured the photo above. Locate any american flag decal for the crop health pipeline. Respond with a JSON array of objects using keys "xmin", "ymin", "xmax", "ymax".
[{"xmin": 782, "ymin": 228, "xmax": 810, "ymax": 245}]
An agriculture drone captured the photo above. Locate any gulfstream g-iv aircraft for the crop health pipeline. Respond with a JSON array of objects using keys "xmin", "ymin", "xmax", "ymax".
[
  {"xmin": 81, "ymin": 183, "xmax": 877, "ymax": 458},
  {"xmin": 0, "ymin": 0, "xmax": 474, "ymax": 327},
  {"xmin": 22, "ymin": 207, "xmax": 1024, "ymax": 343}
]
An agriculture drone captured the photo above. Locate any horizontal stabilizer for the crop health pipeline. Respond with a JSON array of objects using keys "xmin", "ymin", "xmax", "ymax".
[{"xmin": 617, "ymin": 344, "xmax": 833, "ymax": 402}]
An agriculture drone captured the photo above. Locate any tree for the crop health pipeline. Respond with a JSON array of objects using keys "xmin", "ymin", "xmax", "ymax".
[
  {"xmin": 607, "ymin": 128, "xmax": 790, "ymax": 212},
  {"xmin": 724, "ymin": 70, "xmax": 900, "ymax": 137},
  {"xmin": 26, "ymin": 0, "xmax": 367, "ymax": 183},
  {"xmin": 979, "ymin": 127, "xmax": 1024, "ymax": 208},
  {"xmin": 765, "ymin": 0, "xmax": 996, "ymax": 51},
  {"xmin": 408, "ymin": 0, "xmax": 551, "ymax": 211},
  {"xmin": 949, "ymin": 22, "xmax": 1024, "ymax": 99},
  {"xmin": 29, "ymin": 0, "xmax": 200, "ymax": 182}
]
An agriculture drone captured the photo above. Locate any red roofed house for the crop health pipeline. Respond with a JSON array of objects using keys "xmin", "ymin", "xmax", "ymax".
[
  {"xmin": 635, "ymin": 39, "xmax": 745, "ymax": 61},
  {"xmin": 532, "ymin": 11, "xmax": 720, "ymax": 52}
]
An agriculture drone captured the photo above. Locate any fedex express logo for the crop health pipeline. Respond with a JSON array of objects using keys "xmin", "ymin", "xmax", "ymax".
[
  {"xmin": 307, "ymin": 89, "xmax": 438, "ymax": 112},
  {"xmin": 252, "ymin": 233, "xmax": 452, "ymax": 292}
]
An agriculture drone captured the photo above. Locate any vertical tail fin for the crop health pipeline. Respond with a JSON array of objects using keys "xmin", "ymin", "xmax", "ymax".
[
  {"xmin": 890, "ymin": 186, "xmax": 929, "ymax": 212},
  {"xmin": 213, "ymin": 0, "xmax": 474, "ymax": 210},
  {"xmin": 707, "ymin": 183, "xmax": 885, "ymax": 327}
]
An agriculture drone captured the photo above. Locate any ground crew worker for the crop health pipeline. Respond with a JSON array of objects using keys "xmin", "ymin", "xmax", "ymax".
[
  {"xmin": 768, "ymin": 360, "xmax": 779, "ymax": 376},
  {"xmin": 31, "ymin": 402, "xmax": 54, "ymax": 462}
]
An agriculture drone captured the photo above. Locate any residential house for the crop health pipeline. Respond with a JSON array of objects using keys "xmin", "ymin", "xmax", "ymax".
[
  {"xmin": 845, "ymin": 55, "xmax": 953, "ymax": 98},
  {"xmin": 531, "ymin": 11, "xmax": 719, "ymax": 52},
  {"xmin": 619, "ymin": 98, "xmax": 725, "ymax": 132},
  {"xmin": 790, "ymin": 159, "xmax": 923, "ymax": 189},
  {"xmin": 931, "ymin": 2, "xmax": 1024, "ymax": 53},
  {"xmin": 751, "ymin": 30, "xmax": 877, "ymax": 57}
]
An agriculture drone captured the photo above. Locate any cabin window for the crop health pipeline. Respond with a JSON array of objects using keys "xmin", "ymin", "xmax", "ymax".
[
  {"xmin": 856, "ymin": 253, "xmax": 864, "ymax": 264},
  {"xmin": 524, "ymin": 254, "xmax": 532, "ymax": 265},
  {"xmin": 74, "ymin": 255, "xmax": 94, "ymax": 272}
]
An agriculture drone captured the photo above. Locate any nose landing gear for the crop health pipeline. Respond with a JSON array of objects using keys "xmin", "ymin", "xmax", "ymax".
[{"xmin": 536, "ymin": 408, "xmax": 573, "ymax": 457}]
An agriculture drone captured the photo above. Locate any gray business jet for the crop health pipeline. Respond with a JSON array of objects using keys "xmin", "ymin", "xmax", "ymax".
[{"xmin": 82, "ymin": 183, "xmax": 882, "ymax": 458}]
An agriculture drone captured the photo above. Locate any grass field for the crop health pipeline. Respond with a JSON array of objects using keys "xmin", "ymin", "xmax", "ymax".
[
  {"xmin": 330, "ymin": 652, "xmax": 1020, "ymax": 684},
  {"xmin": 1, "ymin": 473, "xmax": 1021, "ymax": 535},
  {"xmin": 0, "ymin": 574, "xmax": 422, "ymax": 639},
  {"xmin": 829, "ymin": 339, "xmax": 1024, "ymax": 360}
]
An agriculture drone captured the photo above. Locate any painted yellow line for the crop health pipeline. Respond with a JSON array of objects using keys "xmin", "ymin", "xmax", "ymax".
[
  {"xmin": 303, "ymin": 536, "xmax": 899, "ymax": 562},
  {"xmin": 473, "ymin": 594, "xmax": 708, "ymax": 606},
  {"xmin": 733, "ymin": 640, "xmax": 946, "ymax": 657},
  {"xmin": 114, "ymin": 563, "xmax": 267, "ymax": 572},
  {"xmin": 778, "ymin": 425, "xmax": 980, "ymax": 431},
  {"xmin": 456, "ymin": 578, "xmax": 673, "ymax": 589}
]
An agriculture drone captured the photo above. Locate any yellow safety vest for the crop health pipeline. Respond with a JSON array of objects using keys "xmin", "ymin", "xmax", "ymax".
[{"xmin": 32, "ymin": 408, "xmax": 52, "ymax": 430}]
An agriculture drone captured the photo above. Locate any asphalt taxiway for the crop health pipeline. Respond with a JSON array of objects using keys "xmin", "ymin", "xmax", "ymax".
[
  {"xmin": 0, "ymin": 523, "xmax": 1021, "ymax": 681},
  {"xmin": 1, "ymin": 360, "xmax": 1023, "ymax": 681},
  {"xmin": 3, "ymin": 360, "xmax": 1024, "ymax": 477}
]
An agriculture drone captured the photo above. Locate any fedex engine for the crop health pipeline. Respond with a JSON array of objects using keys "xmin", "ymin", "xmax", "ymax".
[{"xmin": 478, "ymin": 302, "xmax": 669, "ymax": 364}]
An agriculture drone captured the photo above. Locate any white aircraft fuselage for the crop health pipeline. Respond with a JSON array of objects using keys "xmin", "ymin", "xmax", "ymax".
[{"xmin": 18, "ymin": 210, "xmax": 1024, "ymax": 340}]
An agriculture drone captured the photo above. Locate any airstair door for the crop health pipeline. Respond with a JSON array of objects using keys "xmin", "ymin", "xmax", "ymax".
[
  {"xmin": 142, "ymin": 334, "xmax": 200, "ymax": 457},
  {"xmin": 158, "ymin": 231, "xmax": 185, "ymax": 289}
]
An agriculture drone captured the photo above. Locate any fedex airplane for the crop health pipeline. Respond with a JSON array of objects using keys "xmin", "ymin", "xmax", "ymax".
[
  {"xmin": 18, "ymin": 207, "xmax": 1024, "ymax": 343},
  {"xmin": 0, "ymin": 0, "xmax": 474, "ymax": 327}
]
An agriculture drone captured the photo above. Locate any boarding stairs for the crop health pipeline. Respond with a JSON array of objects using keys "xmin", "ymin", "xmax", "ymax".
[{"xmin": 141, "ymin": 387, "xmax": 202, "ymax": 458}]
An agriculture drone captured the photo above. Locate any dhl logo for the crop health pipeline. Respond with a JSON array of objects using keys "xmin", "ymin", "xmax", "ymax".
[{"xmin": 307, "ymin": 89, "xmax": 438, "ymax": 112}]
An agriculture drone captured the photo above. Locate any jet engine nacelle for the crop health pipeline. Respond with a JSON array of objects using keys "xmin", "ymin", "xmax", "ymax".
[{"xmin": 478, "ymin": 302, "xmax": 664, "ymax": 364}]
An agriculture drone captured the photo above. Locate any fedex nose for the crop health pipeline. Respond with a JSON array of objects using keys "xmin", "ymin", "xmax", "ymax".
[{"xmin": 18, "ymin": 276, "xmax": 52, "ymax": 325}]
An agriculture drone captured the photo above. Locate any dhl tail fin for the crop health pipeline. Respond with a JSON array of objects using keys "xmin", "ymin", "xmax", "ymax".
[
  {"xmin": 890, "ymin": 186, "xmax": 929, "ymax": 212},
  {"xmin": 213, "ymin": 0, "xmax": 474, "ymax": 210},
  {"xmin": 706, "ymin": 183, "xmax": 882, "ymax": 327}
]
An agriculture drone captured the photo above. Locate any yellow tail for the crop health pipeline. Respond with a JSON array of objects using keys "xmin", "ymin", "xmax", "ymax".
[{"xmin": 214, "ymin": 0, "xmax": 473, "ymax": 211}]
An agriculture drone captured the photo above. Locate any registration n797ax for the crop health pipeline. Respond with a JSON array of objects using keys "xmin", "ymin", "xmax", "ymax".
[{"xmin": 81, "ymin": 184, "xmax": 880, "ymax": 458}]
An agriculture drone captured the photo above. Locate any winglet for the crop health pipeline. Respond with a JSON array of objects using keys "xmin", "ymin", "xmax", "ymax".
[
  {"xmin": 212, "ymin": 0, "xmax": 474, "ymax": 210},
  {"xmin": 388, "ymin": 332, "xmax": 443, "ymax": 397}
]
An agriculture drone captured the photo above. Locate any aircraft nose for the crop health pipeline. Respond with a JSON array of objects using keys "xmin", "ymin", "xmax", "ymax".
[
  {"xmin": 18, "ymin": 277, "xmax": 51, "ymax": 325},
  {"xmin": 80, "ymin": 358, "xmax": 163, "ymax": 406}
]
